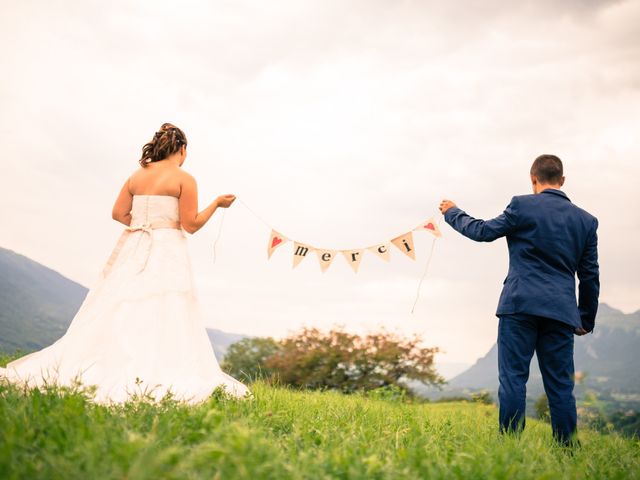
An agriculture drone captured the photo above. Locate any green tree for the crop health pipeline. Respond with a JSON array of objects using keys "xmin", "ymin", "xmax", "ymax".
[
  {"xmin": 265, "ymin": 327, "xmax": 444, "ymax": 394},
  {"xmin": 609, "ymin": 410, "xmax": 640, "ymax": 438},
  {"xmin": 221, "ymin": 337, "xmax": 281, "ymax": 382}
]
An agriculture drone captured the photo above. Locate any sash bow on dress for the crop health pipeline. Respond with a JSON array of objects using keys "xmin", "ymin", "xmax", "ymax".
[{"xmin": 102, "ymin": 219, "xmax": 182, "ymax": 278}]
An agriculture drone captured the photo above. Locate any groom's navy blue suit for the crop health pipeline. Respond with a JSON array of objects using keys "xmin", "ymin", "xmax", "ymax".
[{"xmin": 444, "ymin": 189, "xmax": 599, "ymax": 444}]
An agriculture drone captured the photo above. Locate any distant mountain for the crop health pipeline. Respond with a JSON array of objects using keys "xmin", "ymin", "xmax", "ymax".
[
  {"xmin": 0, "ymin": 247, "xmax": 248, "ymax": 359},
  {"xmin": 0, "ymin": 248, "xmax": 89, "ymax": 352},
  {"xmin": 414, "ymin": 304, "xmax": 640, "ymax": 402},
  {"xmin": 207, "ymin": 328, "xmax": 249, "ymax": 362}
]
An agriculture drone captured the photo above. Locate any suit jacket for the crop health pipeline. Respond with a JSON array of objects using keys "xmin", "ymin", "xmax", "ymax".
[{"xmin": 444, "ymin": 189, "xmax": 600, "ymax": 331}]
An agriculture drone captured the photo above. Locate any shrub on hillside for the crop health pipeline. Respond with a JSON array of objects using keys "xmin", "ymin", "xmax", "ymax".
[
  {"xmin": 221, "ymin": 337, "xmax": 281, "ymax": 382},
  {"xmin": 222, "ymin": 327, "xmax": 444, "ymax": 395},
  {"xmin": 608, "ymin": 410, "xmax": 640, "ymax": 438},
  {"xmin": 470, "ymin": 391, "xmax": 494, "ymax": 405},
  {"xmin": 366, "ymin": 384, "xmax": 409, "ymax": 402},
  {"xmin": 222, "ymin": 328, "xmax": 444, "ymax": 394}
]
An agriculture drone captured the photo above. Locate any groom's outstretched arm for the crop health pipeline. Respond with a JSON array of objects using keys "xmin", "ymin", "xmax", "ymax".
[{"xmin": 440, "ymin": 197, "xmax": 519, "ymax": 242}]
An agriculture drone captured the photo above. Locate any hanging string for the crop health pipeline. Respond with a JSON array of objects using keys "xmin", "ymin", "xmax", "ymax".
[
  {"xmin": 212, "ymin": 197, "xmax": 272, "ymax": 263},
  {"xmin": 213, "ymin": 197, "xmax": 273, "ymax": 263},
  {"xmin": 410, "ymin": 218, "xmax": 442, "ymax": 314},
  {"xmin": 237, "ymin": 197, "xmax": 273, "ymax": 231},
  {"xmin": 212, "ymin": 208, "xmax": 227, "ymax": 263}
]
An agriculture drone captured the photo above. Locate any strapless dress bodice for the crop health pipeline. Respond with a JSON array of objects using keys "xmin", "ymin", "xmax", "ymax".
[{"xmin": 130, "ymin": 195, "xmax": 180, "ymax": 225}]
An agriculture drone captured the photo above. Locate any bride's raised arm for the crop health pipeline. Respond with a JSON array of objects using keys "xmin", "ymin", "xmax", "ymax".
[{"xmin": 179, "ymin": 172, "xmax": 235, "ymax": 234}]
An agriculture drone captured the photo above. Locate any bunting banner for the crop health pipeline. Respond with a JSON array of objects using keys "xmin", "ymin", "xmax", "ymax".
[
  {"xmin": 265, "ymin": 217, "xmax": 441, "ymax": 273},
  {"xmin": 211, "ymin": 199, "xmax": 443, "ymax": 313}
]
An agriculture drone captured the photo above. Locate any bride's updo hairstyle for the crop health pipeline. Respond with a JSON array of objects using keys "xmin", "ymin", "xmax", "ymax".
[{"xmin": 139, "ymin": 123, "xmax": 188, "ymax": 167}]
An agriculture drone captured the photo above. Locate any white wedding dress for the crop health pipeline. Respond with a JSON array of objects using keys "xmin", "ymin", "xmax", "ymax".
[{"xmin": 0, "ymin": 195, "xmax": 250, "ymax": 404}]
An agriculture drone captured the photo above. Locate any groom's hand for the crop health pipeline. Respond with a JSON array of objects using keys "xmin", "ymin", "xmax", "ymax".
[
  {"xmin": 439, "ymin": 199, "xmax": 457, "ymax": 215},
  {"xmin": 575, "ymin": 327, "xmax": 589, "ymax": 336}
]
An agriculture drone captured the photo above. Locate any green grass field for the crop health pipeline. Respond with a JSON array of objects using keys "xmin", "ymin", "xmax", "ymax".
[{"xmin": 1, "ymin": 356, "xmax": 638, "ymax": 479}]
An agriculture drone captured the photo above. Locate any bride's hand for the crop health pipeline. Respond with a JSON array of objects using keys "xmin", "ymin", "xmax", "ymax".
[{"xmin": 215, "ymin": 194, "xmax": 237, "ymax": 208}]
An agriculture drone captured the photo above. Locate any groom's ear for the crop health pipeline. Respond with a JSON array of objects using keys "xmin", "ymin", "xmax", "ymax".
[{"xmin": 530, "ymin": 174, "xmax": 538, "ymax": 191}]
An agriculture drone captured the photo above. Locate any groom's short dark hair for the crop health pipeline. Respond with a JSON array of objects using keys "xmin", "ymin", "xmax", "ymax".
[{"xmin": 531, "ymin": 154, "xmax": 563, "ymax": 184}]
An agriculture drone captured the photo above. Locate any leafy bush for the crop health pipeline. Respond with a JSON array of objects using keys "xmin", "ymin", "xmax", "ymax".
[
  {"xmin": 365, "ymin": 384, "xmax": 408, "ymax": 403},
  {"xmin": 471, "ymin": 391, "xmax": 494, "ymax": 405},
  {"xmin": 222, "ymin": 327, "xmax": 444, "ymax": 395},
  {"xmin": 608, "ymin": 410, "xmax": 640, "ymax": 438},
  {"xmin": 221, "ymin": 337, "xmax": 281, "ymax": 382},
  {"xmin": 272, "ymin": 327, "xmax": 443, "ymax": 394}
]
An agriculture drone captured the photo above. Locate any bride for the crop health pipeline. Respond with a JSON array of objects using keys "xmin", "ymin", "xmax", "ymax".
[{"xmin": 0, "ymin": 123, "xmax": 250, "ymax": 403}]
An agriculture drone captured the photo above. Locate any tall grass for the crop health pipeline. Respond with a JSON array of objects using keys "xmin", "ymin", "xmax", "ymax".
[{"xmin": 0, "ymin": 377, "xmax": 638, "ymax": 479}]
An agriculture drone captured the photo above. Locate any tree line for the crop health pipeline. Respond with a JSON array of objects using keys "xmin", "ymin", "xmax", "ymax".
[{"xmin": 221, "ymin": 327, "xmax": 444, "ymax": 395}]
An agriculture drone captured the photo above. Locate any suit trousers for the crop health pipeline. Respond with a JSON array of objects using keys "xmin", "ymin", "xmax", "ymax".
[{"xmin": 497, "ymin": 313, "xmax": 577, "ymax": 444}]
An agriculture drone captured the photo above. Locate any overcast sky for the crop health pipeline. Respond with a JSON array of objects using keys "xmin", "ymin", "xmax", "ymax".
[{"xmin": 1, "ymin": 0, "xmax": 639, "ymax": 369}]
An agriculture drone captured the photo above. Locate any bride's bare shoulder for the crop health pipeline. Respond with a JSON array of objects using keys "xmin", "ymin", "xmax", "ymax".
[
  {"xmin": 129, "ymin": 166, "xmax": 150, "ymax": 178},
  {"xmin": 177, "ymin": 168, "xmax": 197, "ymax": 184},
  {"xmin": 129, "ymin": 163, "xmax": 185, "ymax": 178}
]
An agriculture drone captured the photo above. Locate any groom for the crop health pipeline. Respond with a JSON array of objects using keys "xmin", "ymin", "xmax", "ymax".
[{"xmin": 439, "ymin": 154, "xmax": 599, "ymax": 446}]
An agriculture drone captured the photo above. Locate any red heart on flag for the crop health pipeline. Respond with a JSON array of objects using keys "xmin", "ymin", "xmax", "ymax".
[
  {"xmin": 271, "ymin": 237, "xmax": 283, "ymax": 248},
  {"xmin": 424, "ymin": 223, "xmax": 436, "ymax": 231}
]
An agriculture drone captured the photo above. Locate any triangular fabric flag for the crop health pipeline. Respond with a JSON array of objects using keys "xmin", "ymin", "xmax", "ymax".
[
  {"xmin": 341, "ymin": 249, "xmax": 365, "ymax": 273},
  {"xmin": 292, "ymin": 242, "xmax": 313, "ymax": 268},
  {"xmin": 414, "ymin": 218, "xmax": 442, "ymax": 238},
  {"xmin": 391, "ymin": 232, "xmax": 416, "ymax": 260},
  {"xmin": 267, "ymin": 230, "xmax": 288, "ymax": 259},
  {"xmin": 315, "ymin": 249, "xmax": 337, "ymax": 273},
  {"xmin": 367, "ymin": 244, "xmax": 391, "ymax": 262}
]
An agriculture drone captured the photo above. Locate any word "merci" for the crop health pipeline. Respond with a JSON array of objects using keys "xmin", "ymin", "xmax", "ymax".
[{"xmin": 266, "ymin": 218, "xmax": 442, "ymax": 274}]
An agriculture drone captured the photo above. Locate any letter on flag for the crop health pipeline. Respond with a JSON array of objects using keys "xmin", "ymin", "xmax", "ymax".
[
  {"xmin": 316, "ymin": 249, "xmax": 337, "ymax": 273},
  {"xmin": 391, "ymin": 232, "xmax": 416, "ymax": 260},
  {"xmin": 415, "ymin": 218, "xmax": 442, "ymax": 238},
  {"xmin": 293, "ymin": 242, "xmax": 313, "ymax": 268},
  {"xmin": 267, "ymin": 230, "xmax": 288, "ymax": 259},
  {"xmin": 368, "ymin": 244, "xmax": 391, "ymax": 262},
  {"xmin": 341, "ymin": 249, "xmax": 365, "ymax": 273}
]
